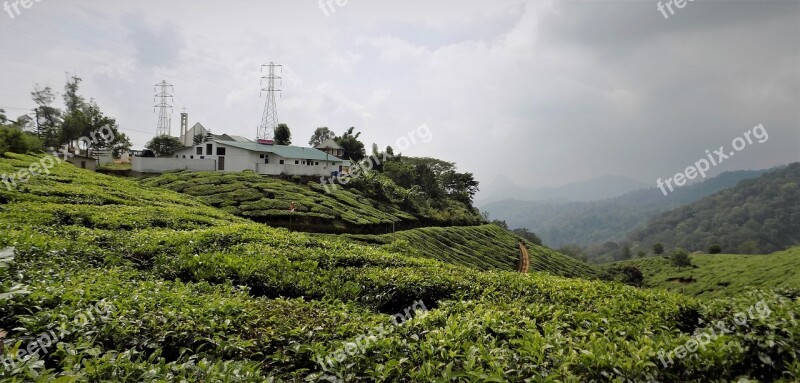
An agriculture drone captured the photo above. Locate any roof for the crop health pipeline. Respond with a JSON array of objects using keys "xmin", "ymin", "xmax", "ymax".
[
  {"xmin": 216, "ymin": 134, "xmax": 252, "ymax": 143},
  {"xmin": 215, "ymin": 140, "xmax": 344, "ymax": 162},
  {"xmin": 315, "ymin": 138, "xmax": 342, "ymax": 150}
]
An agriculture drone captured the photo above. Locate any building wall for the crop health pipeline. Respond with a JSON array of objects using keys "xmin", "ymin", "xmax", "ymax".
[
  {"xmin": 171, "ymin": 142, "xmax": 343, "ymax": 176},
  {"xmin": 132, "ymin": 157, "xmax": 216, "ymax": 173},
  {"xmin": 67, "ymin": 158, "xmax": 98, "ymax": 171}
]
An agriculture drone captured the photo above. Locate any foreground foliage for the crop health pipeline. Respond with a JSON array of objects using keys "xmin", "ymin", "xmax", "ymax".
[{"xmin": 0, "ymin": 153, "xmax": 797, "ymax": 382}]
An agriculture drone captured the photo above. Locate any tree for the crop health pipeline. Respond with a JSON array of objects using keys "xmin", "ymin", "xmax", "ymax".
[
  {"xmin": 670, "ymin": 249, "xmax": 691, "ymax": 268},
  {"xmin": 109, "ymin": 133, "xmax": 132, "ymax": 157},
  {"xmin": 0, "ymin": 125, "xmax": 42, "ymax": 154},
  {"xmin": 335, "ymin": 127, "xmax": 365, "ymax": 162},
  {"xmin": 274, "ymin": 123, "xmax": 291, "ymax": 145},
  {"xmin": 31, "ymin": 85, "xmax": 62, "ymax": 148},
  {"xmin": 145, "ymin": 135, "xmax": 185, "ymax": 157},
  {"xmin": 61, "ymin": 76, "xmax": 87, "ymax": 146},
  {"xmin": 512, "ymin": 228, "xmax": 543, "ymax": 246},
  {"xmin": 608, "ymin": 265, "xmax": 644, "ymax": 287},
  {"xmin": 442, "ymin": 170, "xmax": 480, "ymax": 203},
  {"xmin": 194, "ymin": 133, "xmax": 207, "ymax": 145},
  {"xmin": 309, "ymin": 127, "xmax": 335, "ymax": 147},
  {"xmin": 708, "ymin": 244, "xmax": 722, "ymax": 254},
  {"xmin": 491, "ymin": 219, "xmax": 508, "ymax": 229},
  {"xmin": 653, "ymin": 243, "xmax": 664, "ymax": 255},
  {"xmin": 620, "ymin": 245, "xmax": 632, "ymax": 260},
  {"xmin": 52, "ymin": 76, "xmax": 130, "ymax": 156},
  {"xmin": 558, "ymin": 244, "xmax": 588, "ymax": 262}
]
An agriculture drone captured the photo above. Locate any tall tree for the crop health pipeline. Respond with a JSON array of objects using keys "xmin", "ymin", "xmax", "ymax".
[
  {"xmin": 30, "ymin": 85, "xmax": 62, "ymax": 148},
  {"xmin": 61, "ymin": 76, "xmax": 88, "ymax": 147},
  {"xmin": 274, "ymin": 123, "xmax": 292, "ymax": 145},
  {"xmin": 309, "ymin": 127, "xmax": 335, "ymax": 147},
  {"xmin": 335, "ymin": 127, "xmax": 365, "ymax": 162}
]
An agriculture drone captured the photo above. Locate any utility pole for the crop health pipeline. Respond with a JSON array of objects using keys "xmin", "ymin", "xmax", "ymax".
[
  {"xmin": 154, "ymin": 81, "xmax": 174, "ymax": 136},
  {"xmin": 258, "ymin": 62, "xmax": 282, "ymax": 140}
]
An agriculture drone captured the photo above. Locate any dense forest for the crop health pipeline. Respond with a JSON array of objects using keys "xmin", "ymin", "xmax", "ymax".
[{"xmin": 627, "ymin": 163, "xmax": 799, "ymax": 254}]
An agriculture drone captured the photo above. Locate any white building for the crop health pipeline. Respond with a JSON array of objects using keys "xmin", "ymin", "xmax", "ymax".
[{"xmin": 133, "ymin": 138, "xmax": 347, "ymax": 177}]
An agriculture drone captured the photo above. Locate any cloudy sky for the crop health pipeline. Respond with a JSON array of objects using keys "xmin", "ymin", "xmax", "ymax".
[{"xmin": 0, "ymin": 0, "xmax": 798, "ymax": 193}]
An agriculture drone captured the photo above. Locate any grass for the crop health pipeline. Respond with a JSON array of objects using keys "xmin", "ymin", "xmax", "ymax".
[
  {"xmin": 608, "ymin": 248, "xmax": 800, "ymax": 298},
  {"xmin": 98, "ymin": 162, "xmax": 132, "ymax": 171},
  {"xmin": 335, "ymin": 224, "xmax": 599, "ymax": 279},
  {"xmin": 0, "ymin": 152, "xmax": 797, "ymax": 382}
]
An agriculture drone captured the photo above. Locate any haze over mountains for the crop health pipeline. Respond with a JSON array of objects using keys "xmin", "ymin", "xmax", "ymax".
[
  {"xmin": 477, "ymin": 174, "xmax": 649, "ymax": 205},
  {"xmin": 481, "ymin": 167, "xmax": 775, "ymax": 249}
]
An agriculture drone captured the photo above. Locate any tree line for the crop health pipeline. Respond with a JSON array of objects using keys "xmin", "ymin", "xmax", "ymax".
[{"xmin": 0, "ymin": 76, "xmax": 132, "ymax": 157}]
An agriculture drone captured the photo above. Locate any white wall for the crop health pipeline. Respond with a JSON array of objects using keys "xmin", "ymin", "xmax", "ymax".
[
  {"xmin": 170, "ymin": 142, "xmax": 343, "ymax": 176},
  {"xmin": 256, "ymin": 163, "xmax": 337, "ymax": 176},
  {"xmin": 132, "ymin": 157, "xmax": 216, "ymax": 173}
]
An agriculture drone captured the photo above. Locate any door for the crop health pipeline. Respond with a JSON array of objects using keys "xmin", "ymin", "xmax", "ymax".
[{"xmin": 218, "ymin": 156, "xmax": 225, "ymax": 171}]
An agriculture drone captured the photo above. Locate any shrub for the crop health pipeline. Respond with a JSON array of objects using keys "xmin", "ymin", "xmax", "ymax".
[
  {"xmin": 0, "ymin": 126, "xmax": 42, "ymax": 154},
  {"xmin": 670, "ymin": 248, "xmax": 691, "ymax": 268},
  {"xmin": 708, "ymin": 244, "xmax": 722, "ymax": 254}
]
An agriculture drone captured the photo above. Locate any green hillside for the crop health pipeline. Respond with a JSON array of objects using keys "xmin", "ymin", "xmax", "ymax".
[
  {"xmin": 0, "ymin": 153, "xmax": 798, "ymax": 382},
  {"xmin": 339, "ymin": 224, "xmax": 598, "ymax": 278},
  {"xmin": 628, "ymin": 163, "xmax": 800, "ymax": 254},
  {"xmin": 609, "ymin": 248, "xmax": 800, "ymax": 299},
  {"xmin": 482, "ymin": 169, "xmax": 770, "ymax": 250},
  {"xmin": 141, "ymin": 170, "xmax": 482, "ymax": 233}
]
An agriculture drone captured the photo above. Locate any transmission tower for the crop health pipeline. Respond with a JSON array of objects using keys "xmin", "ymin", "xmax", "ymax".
[
  {"xmin": 154, "ymin": 80, "xmax": 174, "ymax": 136},
  {"xmin": 258, "ymin": 62, "xmax": 282, "ymax": 140}
]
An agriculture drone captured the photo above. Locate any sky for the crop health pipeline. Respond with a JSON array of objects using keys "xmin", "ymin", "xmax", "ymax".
[{"xmin": 0, "ymin": 0, "xmax": 798, "ymax": 193}]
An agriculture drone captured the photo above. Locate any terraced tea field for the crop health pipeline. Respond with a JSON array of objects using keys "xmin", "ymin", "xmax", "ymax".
[
  {"xmin": 611, "ymin": 248, "xmax": 800, "ymax": 298},
  {"xmin": 0, "ymin": 153, "xmax": 797, "ymax": 382},
  {"xmin": 338, "ymin": 224, "xmax": 598, "ymax": 278}
]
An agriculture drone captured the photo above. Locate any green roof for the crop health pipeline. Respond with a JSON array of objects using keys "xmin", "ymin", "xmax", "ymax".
[{"xmin": 215, "ymin": 140, "xmax": 344, "ymax": 162}]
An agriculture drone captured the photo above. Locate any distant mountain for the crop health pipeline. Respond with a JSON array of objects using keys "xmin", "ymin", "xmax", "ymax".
[
  {"xmin": 627, "ymin": 163, "xmax": 799, "ymax": 254},
  {"xmin": 477, "ymin": 174, "xmax": 648, "ymax": 204},
  {"xmin": 482, "ymin": 168, "xmax": 773, "ymax": 249}
]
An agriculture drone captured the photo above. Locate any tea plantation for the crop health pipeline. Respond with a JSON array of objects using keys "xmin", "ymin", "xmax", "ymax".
[
  {"xmin": 141, "ymin": 171, "xmax": 482, "ymax": 233},
  {"xmin": 0, "ymin": 153, "xmax": 798, "ymax": 382},
  {"xmin": 337, "ymin": 225, "xmax": 598, "ymax": 278},
  {"xmin": 609, "ymin": 248, "xmax": 800, "ymax": 299}
]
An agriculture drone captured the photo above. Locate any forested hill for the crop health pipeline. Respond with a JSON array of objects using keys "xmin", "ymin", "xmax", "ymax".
[
  {"xmin": 627, "ymin": 163, "xmax": 799, "ymax": 254},
  {"xmin": 482, "ymin": 168, "xmax": 771, "ymax": 248}
]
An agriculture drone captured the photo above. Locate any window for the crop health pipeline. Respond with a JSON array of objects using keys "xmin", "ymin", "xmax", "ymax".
[
  {"xmin": 217, "ymin": 147, "xmax": 226, "ymax": 156},
  {"xmin": 200, "ymin": 156, "xmax": 204, "ymax": 159},
  {"xmin": 295, "ymin": 160, "xmax": 299, "ymax": 165},
  {"xmin": 264, "ymin": 156, "xmax": 269, "ymax": 164},
  {"xmin": 206, "ymin": 144, "xmax": 213, "ymax": 155},
  {"xmin": 182, "ymin": 155, "xmax": 186, "ymax": 159},
  {"xmin": 259, "ymin": 154, "xmax": 264, "ymax": 158},
  {"xmin": 315, "ymin": 162, "xmax": 319, "ymax": 165},
  {"xmin": 279, "ymin": 160, "xmax": 284, "ymax": 164},
  {"xmin": 175, "ymin": 155, "xmax": 178, "ymax": 158},
  {"xmin": 196, "ymin": 147, "xmax": 202, "ymax": 155},
  {"xmin": 190, "ymin": 155, "xmax": 194, "ymax": 159}
]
